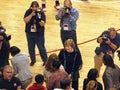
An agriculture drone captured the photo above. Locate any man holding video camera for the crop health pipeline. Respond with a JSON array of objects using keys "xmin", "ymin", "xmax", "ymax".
[
  {"xmin": 24, "ymin": 1, "xmax": 48, "ymax": 66},
  {"xmin": 94, "ymin": 27, "xmax": 120, "ymax": 75},
  {"xmin": 55, "ymin": 0, "xmax": 79, "ymax": 47}
]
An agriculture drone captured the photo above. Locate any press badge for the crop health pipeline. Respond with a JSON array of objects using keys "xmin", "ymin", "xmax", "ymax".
[
  {"xmin": 63, "ymin": 24, "xmax": 68, "ymax": 31},
  {"xmin": 30, "ymin": 25, "xmax": 36, "ymax": 32}
]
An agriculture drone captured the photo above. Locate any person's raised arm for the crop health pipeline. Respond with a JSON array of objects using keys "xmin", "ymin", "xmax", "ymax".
[{"xmin": 24, "ymin": 11, "xmax": 35, "ymax": 23}]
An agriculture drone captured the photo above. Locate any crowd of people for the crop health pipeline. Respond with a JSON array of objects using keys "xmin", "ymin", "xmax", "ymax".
[{"xmin": 0, "ymin": 0, "xmax": 120, "ymax": 90}]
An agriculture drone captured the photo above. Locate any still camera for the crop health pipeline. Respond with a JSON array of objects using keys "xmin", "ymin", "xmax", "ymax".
[{"xmin": 65, "ymin": 7, "xmax": 71, "ymax": 14}]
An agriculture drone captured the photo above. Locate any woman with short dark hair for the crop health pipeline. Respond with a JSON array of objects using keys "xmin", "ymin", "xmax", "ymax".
[
  {"xmin": 83, "ymin": 68, "xmax": 103, "ymax": 90},
  {"xmin": 24, "ymin": 1, "xmax": 48, "ymax": 66}
]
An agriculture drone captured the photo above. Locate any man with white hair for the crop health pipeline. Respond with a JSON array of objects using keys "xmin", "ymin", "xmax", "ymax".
[
  {"xmin": 94, "ymin": 27, "xmax": 120, "ymax": 75},
  {"xmin": 0, "ymin": 65, "xmax": 22, "ymax": 90}
]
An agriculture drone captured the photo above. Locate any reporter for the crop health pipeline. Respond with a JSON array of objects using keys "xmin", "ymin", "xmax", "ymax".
[
  {"xmin": 94, "ymin": 27, "xmax": 120, "ymax": 75},
  {"xmin": 55, "ymin": 0, "xmax": 79, "ymax": 47},
  {"xmin": 24, "ymin": 1, "xmax": 48, "ymax": 66},
  {"xmin": 0, "ymin": 65, "xmax": 22, "ymax": 90}
]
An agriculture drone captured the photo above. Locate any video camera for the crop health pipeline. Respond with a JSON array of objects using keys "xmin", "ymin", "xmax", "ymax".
[
  {"xmin": 64, "ymin": 6, "xmax": 71, "ymax": 15},
  {"xmin": 102, "ymin": 33, "xmax": 109, "ymax": 41},
  {"xmin": 102, "ymin": 31, "xmax": 110, "ymax": 42}
]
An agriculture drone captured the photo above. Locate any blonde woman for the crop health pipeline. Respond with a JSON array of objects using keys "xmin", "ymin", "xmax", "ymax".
[
  {"xmin": 86, "ymin": 80, "xmax": 97, "ymax": 90},
  {"xmin": 55, "ymin": 0, "xmax": 79, "ymax": 47},
  {"xmin": 58, "ymin": 39, "xmax": 83, "ymax": 90}
]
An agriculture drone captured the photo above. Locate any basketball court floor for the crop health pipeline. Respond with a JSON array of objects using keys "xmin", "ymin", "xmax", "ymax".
[{"xmin": 1, "ymin": 0, "xmax": 120, "ymax": 89}]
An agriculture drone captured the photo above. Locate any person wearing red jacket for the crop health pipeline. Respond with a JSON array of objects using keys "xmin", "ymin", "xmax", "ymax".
[{"xmin": 28, "ymin": 74, "xmax": 47, "ymax": 90}]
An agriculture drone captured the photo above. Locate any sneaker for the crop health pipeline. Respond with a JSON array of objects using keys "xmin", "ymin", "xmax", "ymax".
[
  {"xmin": 42, "ymin": 62, "xmax": 46, "ymax": 66},
  {"xmin": 30, "ymin": 61, "xmax": 36, "ymax": 66}
]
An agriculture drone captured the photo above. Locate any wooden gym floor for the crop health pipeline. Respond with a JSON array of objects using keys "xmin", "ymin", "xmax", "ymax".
[{"xmin": 1, "ymin": 0, "xmax": 120, "ymax": 89}]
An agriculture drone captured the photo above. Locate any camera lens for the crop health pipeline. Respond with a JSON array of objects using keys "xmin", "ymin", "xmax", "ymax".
[{"xmin": 65, "ymin": 7, "xmax": 71, "ymax": 14}]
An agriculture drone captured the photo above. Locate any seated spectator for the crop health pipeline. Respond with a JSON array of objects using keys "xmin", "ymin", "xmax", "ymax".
[
  {"xmin": 102, "ymin": 54, "xmax": 120, "ymax": 90},
  {"xmin": 54, "ymin": 77, "xmax": 74, "ymax": 90},
  {"xmin": 0, "ymin": 65, "xmax": 22, "ymax": 90},
  {"xmin": 28, "ymin": 74, "xmax": 47, "ymax": 90},
  {"xmin": 10, "ymin": 46, "xmax": 33, "ymax": 89},
  {"xmin": 86, "ymin": 80, "xmax": 97, "ymax": 90},
  {"xmin": 43, "ymin": 53, "xmax": 65, "ymax": 83},
  {"xmin": 83, "ymin": 68, "xmax": 103, "ymax": 90},
  {"xmin": 46, "ymin": 60, "xmax": 68, "ymax": 90}
]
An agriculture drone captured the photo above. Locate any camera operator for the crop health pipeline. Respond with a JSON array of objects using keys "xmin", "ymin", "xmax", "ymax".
[
  {"xmin": 94, "ymin": 27, "xmax": 120, "ymax": 75},
  {"xmin": 24, "ymin": 1, "xmax": 48, "ymax": 66},
  {"xmin": 0, "ymin": 21, "xmax": 11, "ymax": 78},
  {"xmin": 55, "ymin": 0, "xmax": 79, "ymax": 48},
  {"xmin": 0, "ymin": 21, "xmax": 11, "ymax": 41}
]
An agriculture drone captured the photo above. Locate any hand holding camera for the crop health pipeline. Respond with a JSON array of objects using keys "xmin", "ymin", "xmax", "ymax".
[
  {"xmin": 102, "ymin": 33, "xmax": 111, "ymax": 44},
  {"xmin": 64, "ymin": 6, "xmax": 71, "ymax": 15},
  {"xmin": 31, "ymin": 11, "xmax": 36, "ymax": 17},
  {"xmin": 39, "ymin": 20, "xmax": 45, "ymax": 26},
  {"xmin": 35, "ymin": 10, "xmax": 42, "ymax": 22},
  {"xmin": 31, "ymin": 9, "xmax": 42, "ymax": 21},
  {"xmin": 102, "ymin": 34, "xmax": 109, "ymax": 41},
  {"xmin": 35, "ymin": 11, "xmax": 41, "ymax": 19},
  {"xmin": 103, "ymin": 36, "xmax": 111, "ymax": 45},
  {"xmin": 61, "ymin": 6, "xmax": 71, "ymax": 15}
]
